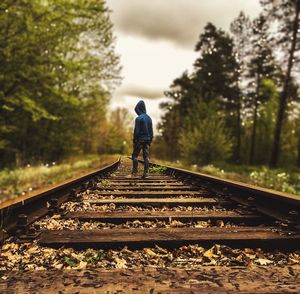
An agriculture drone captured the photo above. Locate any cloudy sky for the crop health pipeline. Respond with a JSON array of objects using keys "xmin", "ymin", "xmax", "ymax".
[{"xmin": 106, "ymin": 0, "xmax": 262, "ymax": 128}]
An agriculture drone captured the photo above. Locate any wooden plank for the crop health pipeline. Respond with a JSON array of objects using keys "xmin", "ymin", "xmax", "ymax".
[
  {"xmin": 95, "ymin": 186, "xmax": 194, "ymax": 191},
  {"xmin": 84, "ymin": 198, "xmax": 231, "ymax": 206},
  {"xmin": 113, "ymin": 173, "xmax": 168, "ymax": 176},
  {"xmin": 112, "ymin": 173, "xmax": 169, "ymax": 176},
  {"xmin": 38, "ymin": 227, "xmax": 300, "ymax": 249},
  {"xmin": 103, "ymin": 182, "xmax": 185, "ymax": 186},
  {"xmin": 64, "ymin": 211, "xmax": 265, "ymax": 222},
  {"xmin": 2, "ymin": 267, "xmax": 300, "ymax": 293},
  {"xmin": 110, "ymin": 176, "xmax": 174, "ymax": 180},
  {"xmin": 108, "ymin": 178, "xmax": 179, "ymax": 183},
  {"xmin": 91, "ymin": 191, "xmax": 208, "ymax": 197}
]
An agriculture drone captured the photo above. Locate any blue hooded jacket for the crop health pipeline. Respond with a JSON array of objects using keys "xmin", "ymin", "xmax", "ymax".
[{"xmin": 133, "ymin": 100, "xmax": 153, "ymax": 143}]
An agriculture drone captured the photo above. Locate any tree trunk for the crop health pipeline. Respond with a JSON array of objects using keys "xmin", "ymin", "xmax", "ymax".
[
  {"xmin": 249, "ymin": 97, "xmax": 258, "ymax": 164},
  {"xmin": 232, "ymin": 79, "xmax": 242, "ymax": 163},
  {"xmin": 297, "ymin": 137, "xmax": 300, "ymax": 167},
  {"xmin": 270, "ymin": 2, "xmax": 299, "ymax": 167},
  {"xmin": 249, "ymin": 74, "xmax": 260, "ymax": 164},
  {"xmin": 235, "ymin": 100, "xmax": 242, "ymax": 163}
]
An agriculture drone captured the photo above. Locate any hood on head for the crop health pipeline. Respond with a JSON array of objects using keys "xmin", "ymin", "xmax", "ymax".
[{"xmin": 135, "ymin": 100, "xmax": 146, "ymax": 115}]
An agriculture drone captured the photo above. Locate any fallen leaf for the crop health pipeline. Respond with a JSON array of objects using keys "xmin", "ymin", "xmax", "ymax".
[
  {"xmin": 144, "ymin": 248, "xmax": 156, "ymax": 258},
  {"xmin": 255, "ymin": 258, "xmax": 273, "ymax": 265},
  {"xmin": 76, "ymin": 261, "xmax": 87, "ymax": 269},
  {"xmin": 216, "ymin": 220, "xmax": 224, "ymax": 228},
  {"xmin": 114, "ymin": 257, "xmax": 127, "ymax": 269}
]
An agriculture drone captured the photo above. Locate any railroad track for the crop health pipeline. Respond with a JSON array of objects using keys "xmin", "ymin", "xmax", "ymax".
[{"xmin": 1, "ymin": 157, "xmax": 300, "ymax": 293}]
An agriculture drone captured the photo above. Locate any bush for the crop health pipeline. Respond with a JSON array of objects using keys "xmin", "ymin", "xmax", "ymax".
[
  {"xmin": 249, "ymin": 167, "xmax": 297, "ymax": 194},
  {"xmin": 179, "ymin": 117, "xmax": 233, "ymax": 165}
]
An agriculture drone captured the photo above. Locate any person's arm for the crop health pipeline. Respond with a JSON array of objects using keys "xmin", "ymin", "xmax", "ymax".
[
  {"xmin": 149, "ymin": 117, "xmax": 153, "ymax": 143},
  {"xmin": 133, "ymin": 117, "xmax": 140, "ymax": 143}
]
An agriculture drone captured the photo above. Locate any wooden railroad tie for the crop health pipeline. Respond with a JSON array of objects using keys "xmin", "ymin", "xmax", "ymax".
[
  {"xmin": 95, "ymin": 186, "xmax": 195, "ymax": 191},
  {"xmin": 38, "ymin": 227, "xmax": 300, "ymax": 250},
  {"xmin": 63, "ymin": 211, "xmax": 266, "ymax": 224},
  {"xmin": 83, "ymin": 198, "xmax": 232, "ymax": 207},
  {"xmin": 87, "ymin": 191, "xmax": 213, "ymax": 198}
]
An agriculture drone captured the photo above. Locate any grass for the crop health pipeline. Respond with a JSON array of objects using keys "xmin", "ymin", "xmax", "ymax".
[
  {"xmin": 149, "ymin": 166, "xmax": 167, "ymax": 173},
  {"xmin": 154, "ymin": 159, "xmax": 300, "ymax": 196},
  {"xmin": 0, "ymin": 154, "xmax": 119, "ymax": 203}
]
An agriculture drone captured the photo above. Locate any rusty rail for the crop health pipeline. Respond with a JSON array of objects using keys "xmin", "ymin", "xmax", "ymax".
[{"xmin": 0, "ymin": 158, "xmax": 120, "ymax": 242}]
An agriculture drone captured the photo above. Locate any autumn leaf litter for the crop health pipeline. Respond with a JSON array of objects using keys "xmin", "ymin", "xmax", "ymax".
[{"xmin": 1, "ymin": 239, "xmax": 300, "ymax": 274}]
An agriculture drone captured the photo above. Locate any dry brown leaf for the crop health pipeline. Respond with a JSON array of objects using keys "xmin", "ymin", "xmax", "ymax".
[
  {"xmin": 144, "ymin": 248, "xmax": 157, "ymax": 258},
  {"xmin": 203, "ymin": 247, "xmax": 218, "ymax": 260},
  {"xmin": 215, "ymin": 220, "xmax": 224, "ymax": 228},
  {"xmin": 155, "ymin": 245, "xmax": 168, "ymax": 254},
  {"xmin": 114, "ymin": 257, "xmax": 127, "ymax": 268},
  {"xmin": 132, "ymin": 220, "xmax": 142, "ymax": 225},
  {"xmin": 244, "ymin": 248, "xmax": 255, "ymax": 254},
  {"xmin": 27, "ymin": 246, "xmax": 39, "ymax": 255},
  {"xmin": 76, "ymin": 261, "xmax": 87, "ymax": 269},
  {"xmin": 255, "ymin": 258, "xmax": 273, "ymax": 265},
  {"xmin": 170, "ymin": 220, "xmax": 183, "ymax": 227}
]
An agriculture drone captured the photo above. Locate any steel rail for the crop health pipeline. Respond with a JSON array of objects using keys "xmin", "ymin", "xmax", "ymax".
[
  {"xmin": 0, "ymin": 158, "xmax": 120, "ymax": 242},
  {"xmin": 148, "ymin": 161, "xmax": 300, "ymax": 227}
]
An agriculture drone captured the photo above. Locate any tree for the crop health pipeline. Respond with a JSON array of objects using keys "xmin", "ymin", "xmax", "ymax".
[
  {"xmin": 193, "ymin": 23, "xmax": 239, "ymax": 103},
  {"xmin": 254, "ymin": 78, "xmax": 279, "ymax": 163},
  {"xmin": 230, "ymin": 11, "xmax": 252, "ymax": 162},
  {"xmin": 178, "ymin": 102, "xmax": 232, "ymax": 165},
  {"xmin": 246, "ymin": 15, "xmax": 277, "ymax": 164},
  {"xmin": 106, "ymin": 108, "xmax": 133, "ymax": 155},
  {"xmin": 159, "ymin": 23, "xmax": 239, "ymax": 164},
  {"xmin": 158, "ymin": 103, "xmax": 182, "ymax": 159},
  {"xmin": 194, "ymin": 23, "xmax": 240, "ymax": 160},
  {"xmin": 160, "ymin": 72, "xmax": 194, "ymax": 159},
  {"xmin": 260, "ymin": 0, "xmax": 300, "ymax": 167},
  {"xmin": 0, "ymin": 0, "xmax": 121, "ymax": 166}
]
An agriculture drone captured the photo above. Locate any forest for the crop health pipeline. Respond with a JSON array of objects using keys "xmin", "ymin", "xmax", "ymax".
[
  {"xmin": 0, "ymin": 0, "xmax": 133, "ymax": 168},
  {"xmin": 155, "ymin": 0, "xmax": 300, "ymax": 170}
]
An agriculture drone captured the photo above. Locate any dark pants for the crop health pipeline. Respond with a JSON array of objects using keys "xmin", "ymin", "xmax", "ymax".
[{"xmin": 132, "ymin": 141, "xmax": 150, "ymax": 174}]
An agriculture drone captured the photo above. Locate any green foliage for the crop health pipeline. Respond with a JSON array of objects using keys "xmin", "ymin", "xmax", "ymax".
[
  {"xmin": 100, "ymin": 180, "xmax": 112, "ymax": 187},
  {"xmin": 98, "ymin": 108, "xmax": 133, "ymax": 155},
  {"xmin": 260, "ymin": 0, "xmax": 300, "ymax": 167},
  {"xmin": 198, "ymin": 165, "xmax": 225, "ymax": 177},
  {"xmin": 62, "ymin": 256, "xmax": 79, "ymax": 267},
  {"xmin": 159, "ymin": 23, "xmax": 239, "ymax": 164},
  {"xmin": 253, "ymin": 79, "xmax": 279, "ymax": 163},
  {"xmin": 249, "ymin": 168, "xmax": 297, "ymax": 194},
  {"xmin": 156, "ymin": 9, "xmax": 300, "ymax": 169},
  {"xmin": 245, "ymin": 15, "xmax": 279, "ymax": 164},
  {"xmin": 83, "ymin": 250, "xmax": 104, "ymax": 265},
  {"xmin": 280, "ymin": 102, "xmax": 300, "ymax": 166},
  {"xmin": 179, "ymin": 116, "xmax": 233, "ymax": 165},
  {"xmin": 0, "ymin": 154, "xmax": 118, "ymax": 202},
  {"xmin": 0, "ymin": 0, "xmax": 121, "ymax": 166},
  {"xmin": 149, "ymin": 166, "xmax": 167, "ymax": 173},
  {"xmin": 157, "ymin": 159, "xmax": 300, "ymax": 196}
]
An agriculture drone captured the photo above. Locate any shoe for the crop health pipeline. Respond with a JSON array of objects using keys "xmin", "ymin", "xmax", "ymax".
[
  {"xmin": 141, "ymin": 173, "xmax": 148, "ymax": 179},
  {"xmin": 125, "ymin": 173, "xmax": 138, "ymax": 178}
]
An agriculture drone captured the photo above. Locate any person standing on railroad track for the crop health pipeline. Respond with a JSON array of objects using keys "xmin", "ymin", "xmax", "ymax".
[{"xmin": 131, "ymin": 100, "xmax": 153, "ymax": 178}]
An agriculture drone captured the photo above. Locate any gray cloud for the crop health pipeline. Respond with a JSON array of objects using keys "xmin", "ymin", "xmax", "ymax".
[
  {"xmin": 107, "ymin": 0, "xmax": 261, "ymax": 48},
  {"xmin": 117, "ymin": 85, "xmax": 164, "ymax": 99}
]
